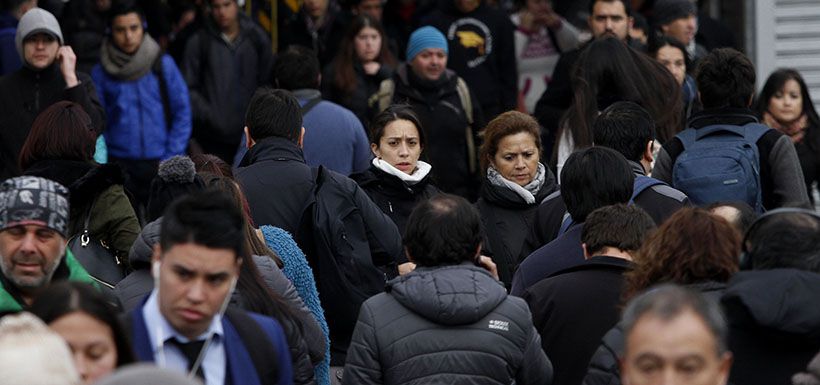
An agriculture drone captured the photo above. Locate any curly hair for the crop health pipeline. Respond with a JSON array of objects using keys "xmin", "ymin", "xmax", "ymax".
[
  {"xmin": 623, "ymin": 207, "xmax": 740, "ymax": 301},
  {"xmin": 479, "ymin": 110, "xmax": 541, "ymax": 173}
]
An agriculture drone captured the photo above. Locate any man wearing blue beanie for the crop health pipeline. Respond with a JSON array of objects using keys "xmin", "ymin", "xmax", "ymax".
[{"xmin": 370, "ymin": 25, "xmax": 484, "ymax": 201}]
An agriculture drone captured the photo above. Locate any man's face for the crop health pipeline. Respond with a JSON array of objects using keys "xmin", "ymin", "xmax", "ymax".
[
  {"xmin": 354, "ymin": 0, "xmax": 383, "ymax": 21},
  {"xmin": 211, "ymin": 0, "xmax": 239, "ymax": 31},
  {"xmin": 662, "ymin": 14, "xmax": 697, "ymax": 46},
  {"xmin": 588, "ymin": 1, "xmax": 632, "ymax": 40},
  {"xmin": 410, "ymin": 48, "xmax": 447, "ymax": 82},
  {"xmin": 23, "ymin": 32, "xmax": 59, "ymax": 70},
  {"xmin": 621, "ymin": 309, "xmax": 732, "ymax": 385},
  {"xmin": 154, "ymin": 243, "xmax": 240, "ymax": 340},
  {"xmin": 0, "ymin": 225, "xmax": 65, "ymax": 292},
  {"xmin": 111, "ymin": 12, "xmax": 144, "ymax": 55},
  {"xmin": 454, "ymin": 0, "xmax": 480, "ymax": 13}
]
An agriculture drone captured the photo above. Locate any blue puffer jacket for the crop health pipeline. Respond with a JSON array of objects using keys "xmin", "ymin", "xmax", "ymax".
[{"xmin": 91, "ymin": 54, "xmax": 191, "ymax": 160}]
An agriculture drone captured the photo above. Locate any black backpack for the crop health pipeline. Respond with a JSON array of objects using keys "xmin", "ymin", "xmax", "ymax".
[{"xmin": 296, "ymin": 166, "xmax": 387, "ymax": 356}]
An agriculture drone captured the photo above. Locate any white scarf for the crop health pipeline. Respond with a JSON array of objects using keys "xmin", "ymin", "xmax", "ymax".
[
  {"xmin": 486, "ymin": 163, "xmax": 547, "ymax": 204},
  {"xmin": 372, "ymin": 158, "xmax": 432, "ymax": 186}
]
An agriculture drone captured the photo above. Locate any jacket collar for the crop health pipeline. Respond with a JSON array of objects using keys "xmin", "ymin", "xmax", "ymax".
[
  {"xmin": 291, "ymin": 88, "xmax": 322, "ymax": 101},
  {"xmin": 239, "ymin": 136, "xmax": 306, "ymax": 167},
  {"xmin": 688, "ymin": 108, "xmax": 759, "ymax": 129}
]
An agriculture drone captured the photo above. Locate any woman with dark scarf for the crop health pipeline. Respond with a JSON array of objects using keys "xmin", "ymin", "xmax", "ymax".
[
  {"xmin": 351, "ymin": 105, "xmax": 440, "ymax": 276},
  {"xmin": 476, "ymin": 111, "xmax": 557, "ymax": 288}
]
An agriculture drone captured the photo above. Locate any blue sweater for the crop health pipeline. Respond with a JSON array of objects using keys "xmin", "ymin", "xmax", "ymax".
[
  {"xmin": 261, "ymin": 225, "xmax": 331, "ymax": 385},
  {"xmin": 92, "ymin": 54, "xmax": 192, "ymax": 160}
]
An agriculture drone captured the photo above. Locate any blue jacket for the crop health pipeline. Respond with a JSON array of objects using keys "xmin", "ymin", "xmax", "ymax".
[
  {"xmin": 510, "ymin": 223, "xmax": 584, "ymax": 297},
  {"xmin": 0, "ymin": 12, "xmax": 20, "ymax": 76},
  {"xmin": 92, "ymin": 54, "xmax": 192, "ymax": 160},
  {"xmin": 129, "ymin": 302, "xmax": 293, "ymax": 385}
]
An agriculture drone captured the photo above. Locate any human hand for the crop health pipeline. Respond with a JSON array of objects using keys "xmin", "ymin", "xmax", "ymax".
[
  {"xmin": 398, "ymin": 262, "xmax": 416, "ymax": 275},
  {"xmin": 476, "ymin": 255, "xmax": 498, "ymax": 280},
  {"xmin": 57, "ymin": 46, "xmax": 79, "ymax": 88}
]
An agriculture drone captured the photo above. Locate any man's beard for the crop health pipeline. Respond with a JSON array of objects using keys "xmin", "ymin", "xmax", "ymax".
[{"xmin": 0, "ymin": 245, "xmax": 64, "ymax": 291}]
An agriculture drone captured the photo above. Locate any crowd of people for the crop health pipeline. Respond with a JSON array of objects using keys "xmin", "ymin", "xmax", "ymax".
[{"xmin": 0, "ymin": 0, "xmax": 820, "ymax": 384}]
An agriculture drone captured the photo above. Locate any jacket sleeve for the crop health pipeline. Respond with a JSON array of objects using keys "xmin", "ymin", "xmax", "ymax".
[
  {"xmin": 553, "ymin": 19, "xmax": 582, "ymax": 52},
  {"xmin": 93, "ymin": 185, "xmax": 141, "ymax": 256},
  {"xmin": 181, "ymin": 33, "xmax": 214, "ymax": 126},
  {"xmin": 516, "ymin": 321, "xmax": 554, "ymax": 385},
  {"xmin": 162, "ymin": 55, "xmax": 192, "ymax": 158},
  {"xmin": 66, "ymin": 71, "xmax": 107, "ymax": 135},
  {"xmin": 768, "ymin": 135, "xmax": 811, "ymax": 208},
  {"xmin": 581, "ymin": 326, "xmax": 624, "ymax": 385},
  {"xmin": 280, "ymin": 313, "xmax": 318, "ymax": 385},
  {"xmin": 352, "ymin": 180, "xmax": 403, "ymax": 270},
  {"xmin": 342, "ymin": 301, "xmax": 383, "ymax": 385},
  {"xmin": 255, "ymin": 255, "xmax": 328, "ymax": 364},
  {"xmin": 498, "ymin": 16, "xmax": 519, "ymax": 112}
]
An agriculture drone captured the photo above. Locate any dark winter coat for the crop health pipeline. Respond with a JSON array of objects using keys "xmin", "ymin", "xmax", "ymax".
[
  {"xmin": 322, "ymin": 61, "xmax": 393, "ymax": 128},
  {"xmin": 351, "ymin": 164, "xmax": 440, "ymax": 248},
  {"xmin": 523, "ymin": 256, "xmax": 631, "ymax": 385},
  {"xmin": 519, "ymin": 161, "xmax": 689, "ymax": 261},
  {"xmin": 0, "ymin": 64, "xmax": 106, "ymax": 179},
  {"xmin": 511, "ymin": 222, "xmax": 583, "ymax": 297},
  {"xmin": 23, "ymin": 160, "xmax": 140, "ymax": 257},
  {"xmin": 582, "ymin": 281, "xmax": 728, "ymax": 385},
  {"xmin": 793, "ymin": 125, "xmax": 820, "ymax": 204},
  {"xmin": 343, "ymin": 263, "xmax": 553, "ymax": 385},
  {"xmin": 181, "ymin": 14, "xmax": 273, "ymax": 147},
  {"xmin": 390, "ymin": 63, "xmax": 485, "ymax": 200},
  {"xmin": 721, "ymin": 269, "xmax": 820, "ymax": 385},
  {"xmin": 423, "ymin": 0, "xmax": 517, "ymax": 118},
  {"xmin": 278, "ymin": 7, "xmax": 347, "ymax": 69},
  {"xmin": 476, "ymin": 173, "xmax": 557, "ymax": 287},
  {"xmin": 114, "ymin": 219, "xmax": 327, "ymax": 385}
]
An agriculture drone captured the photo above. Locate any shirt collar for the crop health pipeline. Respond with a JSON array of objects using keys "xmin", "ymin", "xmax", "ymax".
[{"xmin": 142, "ymin": 290, "xmax": 224, "ymax": 353}]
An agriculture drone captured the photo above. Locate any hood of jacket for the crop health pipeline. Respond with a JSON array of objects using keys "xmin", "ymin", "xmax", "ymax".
[
  {"xmin": 721, "ymin": 269, "xmax": 820, "ymax": 344},
  {"xmin": 388, "ymin": 263, "xmax": 507, "ymax": 325},
  {"xmin": 129, "ymin": 217, "xmax": 162, "ymax": 269}
]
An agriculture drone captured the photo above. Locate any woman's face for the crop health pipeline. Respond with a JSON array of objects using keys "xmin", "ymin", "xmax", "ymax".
[
  {"xmin": 372, "ymin": 119, "xmax": 422, "ymax": 174},
  {"xmin": 768, "ymin": 78, "xmax": 804, "ymax": 123},
  {"xmin": 491, "ymin": 131, "xmax": 540, "ymax": 187},
  {"xmin": 49, "ymin": 311, "xmax": 118, "ymax": 384},
  {"xmin": 354, "ymin": 26, "xmax": 382, "ymax": 63},
  {"xmin": 656, "ymin": 45, "xmax": 686, "ymax": 86}
]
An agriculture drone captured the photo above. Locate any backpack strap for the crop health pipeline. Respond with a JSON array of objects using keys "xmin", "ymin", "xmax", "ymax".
[
  {"xmin": 224, "ymin": 307, "xmax": 280, "ymax": 385},
  {"xmin": 369, "ymin": 78, "xmax": 395, "ymax": 112},
  {"xmin": 152, "ymin": 55, "xmax": 173, "ymax": 132},
  {"xmin": 301, "ymin": 96, "xmax": 322, "ymax": 116},
  {"xmin": 630, "ymin": 175, "xmax": 667, "ymax": 204},
  {"xmin": 742, "ymin": 122, "xmax": 771, "ymax": 144},
  {"xmin": 557, "ymin": 212, "xmax": 573, "ymax": 236},
  {"xmin": 455, "ymin": 77, "xmax": 477, "ymax": 175}
]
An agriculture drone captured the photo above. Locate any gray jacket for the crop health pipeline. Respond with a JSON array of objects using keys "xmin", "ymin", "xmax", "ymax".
[{"xmin": 343, "ymin": 263, "xmax": 553, "ymax": 385}]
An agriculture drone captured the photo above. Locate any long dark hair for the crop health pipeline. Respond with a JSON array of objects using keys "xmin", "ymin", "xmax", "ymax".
[
  {"xmin": 332, "ymin": 15, "xmax": 396, "ymax": 97},
  {"xmin": 559, "ymin": 37, "xmax": 682, "ymax": 156},
  {"xmin": 647, "ymin": 34, "xmax": 692, "ymax": 75},
  {"xmin": 28, "ymin": 282, "xmax": 136, "ymax": 368},
  {"xmin": 756, "ymin": 68, "xmax": 820, "ymax": 135},
  {"xmin": 18, "ymin": 101, "xmax": 97, "ymax": 171}
]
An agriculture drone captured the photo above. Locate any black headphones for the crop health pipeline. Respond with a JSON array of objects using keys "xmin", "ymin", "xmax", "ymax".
[{"xmin": 739, "ymin": 207, "xmax": 820, "ymax": 270}]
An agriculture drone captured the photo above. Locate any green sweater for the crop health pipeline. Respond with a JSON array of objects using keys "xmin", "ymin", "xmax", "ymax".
[{"xmin": 0, "ymin": 249, "xmax": 96, "ymax": 312}]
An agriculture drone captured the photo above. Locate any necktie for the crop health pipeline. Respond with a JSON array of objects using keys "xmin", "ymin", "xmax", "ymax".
[{"xmin": 168, "ymin": 338, "xmax": 207, "ymax": 382}]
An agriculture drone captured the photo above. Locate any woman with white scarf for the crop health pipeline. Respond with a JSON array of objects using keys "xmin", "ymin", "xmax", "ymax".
[
  {"xmin": 476, "ymin": 111, "xmax": 557, "ymax": 288},
  {"xmin": 351, "ymin": 105, "xmax": 440, "ymax": 277}
]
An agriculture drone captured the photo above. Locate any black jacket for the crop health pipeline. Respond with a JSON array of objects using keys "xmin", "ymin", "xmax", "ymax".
[
  {"xmin": 476, "ymin": 173, "xmax": 557, "ymax": 287},
  {"xmin": 351, "ymin": 165, "xmax": 440, "ymax": 248},
  {"xmin": 343, "ymin": 263, "xmax": 553, "ymax": 385},
  {"xmin": 519, "ymin": 161, "xmax": 689, "ymax": 261},
  {"xmin": 322, "ymin": 61, "xmax": 393, "ymax": 128},
  {"xmin": 114, "ymin": 219, "xmax": 327, "ymax": 385},
  {"xmin": 391, "ymin": 64, "xmax": 485, "ymax": 200},
  {"xmin": 523, "ymin": 256, "xmax": 631, "ymax": 385},
  {"xmin": 582, "ymin": 281, "xmax": 727, "ymax": 385},
  {"xmin": 721, "ymin": 269, "xmax": 820, "ymax": 385},
  {"xmin": 423, "ymin": 0, "xmax": 517, "ymax": 118},
  {"xmin": 0, "ymin": 64, "xmax": 105, "ymax": 179},
  {"xmin": 279, "ymin": 7, "xmax": 347, "ymax": 69}
]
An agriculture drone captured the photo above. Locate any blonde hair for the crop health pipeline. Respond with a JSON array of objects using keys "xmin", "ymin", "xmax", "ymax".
[{"xmin": 0, "ymin": 312, "xmax": 80, "ymax": 385}]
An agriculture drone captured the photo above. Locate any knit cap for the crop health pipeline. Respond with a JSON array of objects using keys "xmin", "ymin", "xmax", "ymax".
[
  {"xmin": 406, "ymin": 26, "xmax": 448, "ymax": 61},
  {"xmin": 15, "ymin": 8, "xmax": 64, "ymax": 60},
  {"xmin": 146, "ymin": 156, "xmax": 207, "ymax": 222},
  {"xmin": 653, "ymin": 0, "xmax": 696, "ymax": 26},
  {"xmin": 0, "ymin": 176, "xmax": 70, "ymax": 237}
]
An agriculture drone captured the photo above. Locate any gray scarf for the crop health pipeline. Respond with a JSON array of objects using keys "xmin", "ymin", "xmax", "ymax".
[
  {"xmin": 486, "ymin": 163, "xmax": 547, "ymax": 204},
  {"xmin": 100, "ymin": 35, "xmax": 161, "ymax": 81}
]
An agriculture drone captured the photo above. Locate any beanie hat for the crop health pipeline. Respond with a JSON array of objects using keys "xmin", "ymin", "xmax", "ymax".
[
  {"xmin": 15, "ymin": 8, "xmax": 64, "ymax": 61},
  {"xmin": 147, "ymin": 156, "xmax": 207, "ymax": 222},
  {"xmin": 406, "ymin": 26, "xmax": 448, "ymax": 61},
  {"xmin": 0, "ymin": 312, "xmax": 80, "ymax": 385},
  {"xmin": 0, "ymin": 176, "xmax": 70, "ymax": 237},
  {"xmin": 652, "ymin": 0, "xmax": 696, "ymax": 27},
  {"xmin": 95, "ymin": 364, "xmax": 202, "ymax": 385}
]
